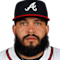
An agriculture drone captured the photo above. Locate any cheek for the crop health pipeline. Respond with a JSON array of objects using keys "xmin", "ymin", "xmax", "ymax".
[
  {"xmin": 15, "ymin": 26, "xmax": 26, "ymax": 39},
  {"xmin": 35, "ymin": 26, "xmax": 46, "ymax": 39}
]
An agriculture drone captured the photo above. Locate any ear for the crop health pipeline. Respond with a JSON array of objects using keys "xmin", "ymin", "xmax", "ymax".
[
  {"xmin": 12, "ymin": 25, "xmax": 16, "ymax": 35},
  {"xmin": 46, "ymin": 25, "xmax": 49, "ymax": 35}
]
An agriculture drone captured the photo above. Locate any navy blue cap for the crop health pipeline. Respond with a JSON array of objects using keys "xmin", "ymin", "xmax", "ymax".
[{"xmin": 13, "ymin": 0, "xmax": 50, "ymax": 21}]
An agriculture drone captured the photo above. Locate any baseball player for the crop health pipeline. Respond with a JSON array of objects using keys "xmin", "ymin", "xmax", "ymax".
[{"xmin": 0, "ymin": 0, "xmax": 60, "ymax": 60}]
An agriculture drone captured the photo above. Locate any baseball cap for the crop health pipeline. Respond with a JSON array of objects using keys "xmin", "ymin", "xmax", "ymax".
[{"xmin": 13, "ymin": 0, "xmax": 50, "ymax": 21}]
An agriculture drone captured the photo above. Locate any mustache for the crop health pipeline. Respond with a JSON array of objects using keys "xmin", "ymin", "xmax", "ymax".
[{"xmin": 22, "ymin": 34, "xmax": 40, "ymax": 42}]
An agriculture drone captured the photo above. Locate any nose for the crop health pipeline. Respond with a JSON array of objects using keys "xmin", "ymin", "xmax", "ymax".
[
  {"xmin": 27, "ymin": 26, "xmax": 34, "ymax": 34},
  {"xmin": 28, "ymin": 29, "xmax": 34, "ymax": 34}
]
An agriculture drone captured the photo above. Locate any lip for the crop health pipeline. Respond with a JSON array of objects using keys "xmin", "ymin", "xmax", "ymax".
[
  {"xmin": 27, "ymin": 36, "xmax": 36, "ymax": 42},
  {"xmin": 27, "ymin": 36, "xmax": 36, "ymax": 39}
]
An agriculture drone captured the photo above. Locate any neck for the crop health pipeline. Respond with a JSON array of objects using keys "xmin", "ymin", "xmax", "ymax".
[{"xmin": 19, "ymin": 51, "xmax": 44, "ymax": 59}]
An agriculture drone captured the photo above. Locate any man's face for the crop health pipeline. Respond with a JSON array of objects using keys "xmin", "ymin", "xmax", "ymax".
[{"xmin": 14, "ymin": 17, "xmax": 49, "ymax": 56}]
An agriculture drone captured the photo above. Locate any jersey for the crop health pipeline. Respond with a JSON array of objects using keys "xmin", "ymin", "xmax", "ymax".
[{"xmin": 0, "ymin": 46, "xmax": 60, "ymax": 60}]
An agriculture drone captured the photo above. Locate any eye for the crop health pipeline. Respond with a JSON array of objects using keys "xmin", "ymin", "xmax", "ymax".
[
  {"xmin": 20, "ymin": 22, "xmax": 26, "ymax": 25},
  {"xmin": 36, "ymin": 23, "xmax": 41, "ymax": 25}
]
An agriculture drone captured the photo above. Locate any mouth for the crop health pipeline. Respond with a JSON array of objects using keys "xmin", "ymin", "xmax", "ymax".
[{"xmin": 27, "ymin": 36, "xmax": 36, "ymax": 42}]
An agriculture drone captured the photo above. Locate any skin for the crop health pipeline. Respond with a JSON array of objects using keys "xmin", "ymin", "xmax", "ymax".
[{"xmin": 12, "ymin": 17, "xmax": 49, "ymax": 59}]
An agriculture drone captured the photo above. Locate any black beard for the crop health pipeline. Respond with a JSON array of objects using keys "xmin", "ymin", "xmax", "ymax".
[{"xmin": 14, "ymin": 34, "xmax": 49, "ymax": 57}]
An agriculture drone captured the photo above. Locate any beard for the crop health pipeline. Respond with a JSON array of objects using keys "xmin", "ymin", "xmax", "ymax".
[{"xmin": 14, "ymin": 33, "xmax": 49, "ymax": 57}]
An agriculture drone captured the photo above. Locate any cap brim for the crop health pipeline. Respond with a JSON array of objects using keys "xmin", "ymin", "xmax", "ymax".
[{"xmin": 13, "ymin": 14, "xmax": 50, "ymax": 21}]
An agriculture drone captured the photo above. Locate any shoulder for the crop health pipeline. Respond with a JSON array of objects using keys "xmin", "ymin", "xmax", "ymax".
[
  {"xmin": 0, "ymin": 50, "xmax": 7, "ymax": 59},
  {"xmin": 0, "ymin": 47, "xmax": 12, "ymax": 60},
  {"xmin": 52, "ymin": 47, "xmax": 60, "ymax": 59},
  {"xmin": 53, "ymin": 47, "xmax": 60, "ymax": 55}
]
